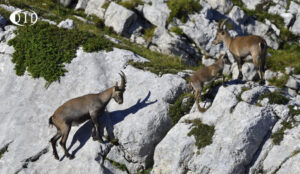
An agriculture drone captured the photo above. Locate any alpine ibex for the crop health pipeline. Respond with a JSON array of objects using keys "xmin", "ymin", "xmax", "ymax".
[
  {"xmin": 49, "ymin": 72, "xmax": 127, "ymax": 160},
  {"xmin": 190, "ymin": 54, "xmax": 226, "ymax": 112},
  {"xmin": 213, "ymin": 19, "xmax": 267, "ymax": 84}
]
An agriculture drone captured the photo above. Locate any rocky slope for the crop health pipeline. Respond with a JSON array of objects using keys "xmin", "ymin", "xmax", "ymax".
[{"xmin": 0, "ymin": 0, "xmax": 300, "ymax": 174}]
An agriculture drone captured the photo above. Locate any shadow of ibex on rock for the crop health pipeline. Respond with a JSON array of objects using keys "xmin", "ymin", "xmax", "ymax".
[{"xmin": 64, "ymin": 91, "xmax": 157, "ymax": 160}]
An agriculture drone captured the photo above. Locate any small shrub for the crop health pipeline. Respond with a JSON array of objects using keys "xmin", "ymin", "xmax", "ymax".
[
  {"xmin": 288, "ymin": 105, "xmax": 300, "ymax": 117},
  {"xmin": 82, "ymin": 35, "xmax": 113, "ymax": 52},
  {"xmin": 258, "ymin": 91, "xmax": 289, "ymax": 105},
  {"xmin": 8, "ymin": 21, "xmax": 113, "ymax": 86},
  {"xmin": 268, "ymin": 74, "xmax": 289, "ymax": 89},
  {"xmin": 185, "ymin": 119, "xmax": 215, "ymax": 150},
  {"xmin": 170, "ymin": 26, "xmax": 184, "ymax": 36},
  {"xmin": 169, "ymin": 93, "xmax": 195, "ymax": 125},
  {"xmin": 167, "ymin": 0, "xmax": 202, "ymax": 24}
]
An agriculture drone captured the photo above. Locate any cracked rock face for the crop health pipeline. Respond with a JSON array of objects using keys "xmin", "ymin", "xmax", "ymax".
[
  {"xmin": 0, "ymin": 32, "xmax": 186, "ymax": 173},
  {"xmin": 153, "ymin": 85, "xmax": 278, "ymax": 174}
]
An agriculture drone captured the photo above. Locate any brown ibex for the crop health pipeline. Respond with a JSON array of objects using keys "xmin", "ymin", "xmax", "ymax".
[
  {"xmin": 49, "ymin": 72, "xmax": 127, "ymax": 160},
  {"xmin": 213, "ymin": 19, "xmax": 267, "ymax": 84},
  {"xmin": 189, "ymin": 54, "xmax": 226, "ymax": 112}
]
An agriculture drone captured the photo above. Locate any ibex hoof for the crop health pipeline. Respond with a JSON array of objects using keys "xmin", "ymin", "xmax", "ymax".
[
  {"xmin": 54, "ymin": 154, "xmax": 59, "ymax": 160},
  {"xmin": 68, "ymin": 154, "xmax": 75, "ymax": 160}
]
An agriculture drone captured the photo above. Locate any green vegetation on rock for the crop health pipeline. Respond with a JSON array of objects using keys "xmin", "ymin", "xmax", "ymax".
[
  {"xmin": 167, "ymin": 0, "xmax": 202, "ymax": 24},
  {"xmin": 258, "ymin": 91, "xmax": 289, "ymax": 105},
  {"xmin": 169, "ymin": 93, "xmax": 195, "ymax": 125},
  {"xmin": 268, "ymin": 74, "xmax": 289, "ymax": 89},
  {"xmin": 8, "ymin": 21, "xmax": 113, "ymax": 86},
  {"xmin": 105, "ymin": 158, "xmax": 129, "ymax": 173},
  {"xmin": 117, "ymin": 0, "xmax": 143, "ymax": 10},
  {"xmin": 170, "ymin": 26, "xmax": 184, "ymax": 36},
  {"xmin": 185, "ymin": 119, "xmax": 215, "ymax": 150}
]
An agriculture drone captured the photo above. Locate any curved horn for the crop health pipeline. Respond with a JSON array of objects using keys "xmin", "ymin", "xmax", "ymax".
[
  {"xmin": 220, "ymin": 18, "xmax": 229, "ymax": 30},
  {"xmin": 119, "ymin": 71, "xmax": 127, "ymax": 91}
]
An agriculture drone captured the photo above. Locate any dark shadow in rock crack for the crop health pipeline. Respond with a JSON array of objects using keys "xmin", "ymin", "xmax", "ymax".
[{"xmin": 64, "ymin": 91, "xmax": 157, "ymax": 159}]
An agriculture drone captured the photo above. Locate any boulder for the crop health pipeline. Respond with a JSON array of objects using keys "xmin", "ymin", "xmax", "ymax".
[
  {"xmin": 153, "ymin": 84, "xmax": 277, "ymax": 174},
  {"xmin": 286, "ymin": 76, "xmax": 300, "ymax": 90},
  {"xmin": 242, "ymin": 62, "xmax": 259, "ymax": 81},
  {"xmin": 75, "ymin": 0, "xmax": 90, "ymax": 10},
  {"xmin": 268, "ymin": 4, "xmax": 286, "ymax": 15},
  {"xmin": 180, "ymin": 13, "xmax": 224, "ymax": 57},
  {"xmin": 280, "ymin": 13, "xmax": 294, "ymax": 28},
  {"xmin": 205, "ymin": 0, "xmax": 233, "ymax": 14},
  {"xmin": 264, "ymin": 70, "xmax": 277, "ymax": 80},
  {"xmin": 285, "ymin": 67, "xmax": 294, "ymax": 75},
  {"xmin": 0, "ymin": 45, "xmax": 187, "ymax": 173},
  {"xmin": 260, "ymin": 124, "xmax": 300, "ymax": 173},
  {"xmin": 241, "ymin": 86, "xmax": 270, "ymax": 104},
  {"xmin": 104, "ymin": 2, "xmax": 137, "ymax": 36},
  {"xmin": 57, "ymin": 19, "xmax": 76, "ymax": 29},
  {"xmin": 231, "ymin": 63, "xmax": 240, "ymax": 80},
  {"xmin": 85, "ymin": 0, "xmax": 107, "ymax": 19},
  {"xmin": 143, "ymin": 1, "xmax": 170, "ymax": 28},
  {"xmin": 151, "ymin": 27, "xmax": 199, "ymax": 63},
  {"xmin": 288, "ymin": 1, "xmax": 300, "ymax": 15},
  {"xmin": 228, "ymin": 6, "xmax": 248, "ymax": 25},
  {"xmin": 291, "ymin": 14, "xmax": 300, "ymax": 36}
]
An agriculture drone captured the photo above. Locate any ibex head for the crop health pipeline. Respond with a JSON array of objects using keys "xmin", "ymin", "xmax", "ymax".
[
  {"xmin": 113, "ymin": 71, "xmax": 127, "ymax": 104},
  {"xmin": 212, "ymin": 18, "xmax": 229, "ymax": 45}
]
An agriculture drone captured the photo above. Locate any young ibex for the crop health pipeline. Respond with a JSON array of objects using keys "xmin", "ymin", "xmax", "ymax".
[
  {"xmin": 213, "ymin": 19, "xmax": 267, "ymax": 84},
  {"xmin": 49, "ymin": 72, "xmax": 127, "ymax": 160},
  {"xmin": 190, "ymin": 54, "xmax": 226, "ymax": 112}
]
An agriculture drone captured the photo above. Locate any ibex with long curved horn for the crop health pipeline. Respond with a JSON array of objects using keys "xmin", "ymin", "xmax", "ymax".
[
  {"xmin": 213, "ymin": 19, "xmax": 267, "ymax": 84},
  {"xmin": 49, "ymin": 71, "xmax": 127, "ymax": 160}
]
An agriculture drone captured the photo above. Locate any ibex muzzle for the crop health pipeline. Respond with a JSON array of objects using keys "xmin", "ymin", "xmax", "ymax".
[
  {"xmin": 49, "ymin": 71, "xmax": 127, "ymax": 160},
  {"xmin": 213, "ymin": 19, "xmax": 268, "ymax": 84}
]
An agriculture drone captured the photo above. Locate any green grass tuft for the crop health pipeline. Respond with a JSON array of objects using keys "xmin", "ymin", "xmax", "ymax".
[
  {"xmin": 142, "ymin": 26, "xmax": 156, "ymax": 43},
  {"xmin": 170, "ymin": 26, "xmax": 184, "ymax": 36},
  {"xmin": 258, "ymin": 91, "xmax": 289, "ymax": 105},
  {"xmin": 271, "ymin": 120, "xmax": 293, "ymax": 145},
  {"xmin": 117, "ymin": 0, "xmax": 143, "ymax": 10},
  {"xmin": 167, "ymin": 0, "xmax": 202, "ymax": 24},
  {"xmin": 105, "ymin": 158, "xmax": 129, "ymax": 172},
  {"xmin": 185, "ymin": 119, "xmax": 215, "ymax": 150},
  {"xmin": 169, "ymin": 93, "xmax": 195, "ymax": 125},
  {"xmin": 102, "ymin": 1, "xmax": 111, "ymax": 9},
  {"xmin": 268, "ymin": 74, "xmax": 289, "ymax": 89}
]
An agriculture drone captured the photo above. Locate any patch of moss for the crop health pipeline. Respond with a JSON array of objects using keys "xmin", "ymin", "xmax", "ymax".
[
  {"xmin": 185, "ymin": 119, "xmax": 215, "ymax": 150},
  {"xmin": 117, "ymin": 0, "xmax": 143, "ymax": 10},
  {"xmin": 258, "ymin": 91, "xmax": 289, "ymax": 105},
  {"xmin": 105, "ymin": 158, "xmax": 129, "ymax": 173},
  {"xmin": 167, "ymin": 0, "xmax": 202, "ymax": 24},
  {"xmin": 169, "ymin": 93, "xmax": 195, "ymax": 125},
  {"xmin": 268, "ymin": 74, "xmax": 289, "ymax": 89},
  {"xmin": 8, "ymin": 21, "xmax": 112, "ymax": 86},
  {"xmin": 170, "ymin": 26, "xmax": 184, "ymax": 36},
  {"xmin": 0, "ymin": 7, "xmax": 12, "ymax": 24}
]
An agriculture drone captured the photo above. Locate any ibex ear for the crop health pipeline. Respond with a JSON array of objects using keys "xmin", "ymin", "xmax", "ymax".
[{"xmin": 115, "ymin": 82, "xmax": 118, "ymax": 86}]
